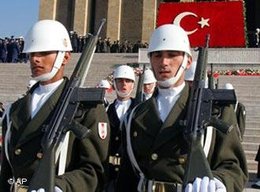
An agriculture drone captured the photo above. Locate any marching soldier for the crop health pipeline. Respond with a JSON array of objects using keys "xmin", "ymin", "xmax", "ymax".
[
  {"xmin": 105, "ymin": 65, "xmax": 137, "ymax": 191},
  {"xmin": 143, "ymin": 68, "xmax": 157, "ymax": 101},
  {"xmin": 223, "ymin": 83, "xmax": 246, "ymax": 141},
  {"xmin": 0, "ymin": 20, "xmax": 110, "ymax": 192},
  {"xmin": 97, "ymin": 79, "xmax": 112, "ymax": 108},
  {"xmin": 116, "ymin": 24, "xmax": 248, "ymax": 192}
]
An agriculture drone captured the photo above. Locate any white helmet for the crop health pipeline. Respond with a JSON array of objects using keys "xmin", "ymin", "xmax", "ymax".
[
  {"xmin": 143, "ymin": 68, "xmax": 157, "ymax": 84},
  {"xmin": 224, "ymin": 83, "xmax": 234, "ymax": 90},
  {"xmin": 23, "ymin": 20, "xmax": 72, "ymax": 82},
  {"xmin": 23, "ymin": 20, "xmax": 72, "ymax": 53},
  {"xmin": 185, "ymin": 61, "xmax": 197, "ymax": 81},
  {"xmin": 98, "ymin": 80, "xmax": 111, "ymax": 89},
  {"xmin": 113, "ymin": 65, "xmax": 135, "ymax": 82},
  {"xmin": 147, "ymin": 24, "xmax": 191, "ymax": 56}
]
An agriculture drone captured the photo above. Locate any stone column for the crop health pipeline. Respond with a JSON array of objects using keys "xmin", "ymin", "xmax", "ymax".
[
  {"xmin": 73, "ymin": 0, "xmax": 89, "ymax": 36},
  {"xmin": 106, "ymin": 0, "xmax": 122, "ymax": 41},
  {"xmin": 142, "ymin": 0, "xmax": 158, "ymax": 43},
  {"xmin": 39, "ymin": 0, "xmax": 57, "ymax": 20}
]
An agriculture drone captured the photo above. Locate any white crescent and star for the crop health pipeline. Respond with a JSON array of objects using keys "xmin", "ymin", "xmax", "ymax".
[{"xmin": 173, "ymin": 11, "xmax": 210, "ymax": 35}]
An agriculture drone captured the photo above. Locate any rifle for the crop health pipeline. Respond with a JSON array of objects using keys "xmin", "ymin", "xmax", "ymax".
[
  {"xmin": 183, "ymin": 35, "xmax": 237, "ymax": 188},
  {"xmin": 208, "ymin": 64, "xmax": 214, "ymax": 89},
  {"xmin": 28, "ymin": 19, "xmax": 107, "ymax": 192},
  {"xmin": 135, "ymin": 64, "xmax": 146, "ymax": 104}
]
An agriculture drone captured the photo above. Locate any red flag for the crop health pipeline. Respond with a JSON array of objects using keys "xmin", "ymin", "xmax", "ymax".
[{"xmin": 157, "ymin": 1, "xmax": 246, "ymax": 48}]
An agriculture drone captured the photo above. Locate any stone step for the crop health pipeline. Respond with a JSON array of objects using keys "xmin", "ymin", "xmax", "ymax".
[
  {"xmin": 243, "ymin": 135, "xmax": 260, "ymax": 143},
  {"xmin": 243, "ymin": 142, "xmax": 259, "ymax": 151},
  {"xmin": 245, "ymin": 122, "xmax": 260, "ymax": 129},
  {"xmin": 244, "ymin": 128, "xmax": 260, "ymax": 136},
  {"xmin": 246, "ymin": 151, "xmax": 259, "ymax": 163},
  {"xmin": 246, "ymin": 159, "xmax": 258, "ymax": 173}
]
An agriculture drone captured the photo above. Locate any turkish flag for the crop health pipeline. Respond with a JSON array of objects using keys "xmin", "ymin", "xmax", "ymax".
[{"xmin": 157, "ymin": 1, "xmax": 246, "ymax": 48}]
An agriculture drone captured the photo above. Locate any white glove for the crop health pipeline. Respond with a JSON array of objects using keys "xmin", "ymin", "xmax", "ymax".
[
  {"xmin": 185, "ymin": 177, "xmax": 226, "ymax": 192},
  {"xmin": 31, "ymin": 186, "xmax": 63, "ymax": 192}
]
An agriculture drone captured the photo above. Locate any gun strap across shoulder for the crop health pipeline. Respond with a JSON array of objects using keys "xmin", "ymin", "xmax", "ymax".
[
  {"xmin": 3, "ymin": 104, "xmax": 16, "ymax": 183},
  {"xmin": 126, "ymin": 104, "xmax": 147, "ymax": 191}
]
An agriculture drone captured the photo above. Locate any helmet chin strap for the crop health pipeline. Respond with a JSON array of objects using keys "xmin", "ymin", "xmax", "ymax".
[
  {"xmin": 157, "ymin": 53, "xmax": 188, "ymax": 88},
  {"xmin": 114, "ymin": 80, "xmax": 133, "ymax": 98},
  {"xmin": 33, "ymin": 51, "xmax": 65, "ymax": 82}
]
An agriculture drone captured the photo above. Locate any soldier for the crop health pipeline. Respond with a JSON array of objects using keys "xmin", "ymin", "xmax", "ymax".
[
  {"xmin": 143, "ymin": 68, "xmax": 157, "ymax": 101},
  {"xmin": 105, "ymin": 65, "xmax": 136, "ymax": 191},
  {"xmin": 0, "ymin": 20, "xmax": 110, "ymax": 192},
  {"xmin": 116, "ymin": 24, "xmax": 248, "ymax": 192},
  {"xmin": 97, "ymin": 79, "xmax": 112, "ymax": 108},
  {"xmin": 223, "ymin": 83, "xmax": 246, "ymax": 141}
]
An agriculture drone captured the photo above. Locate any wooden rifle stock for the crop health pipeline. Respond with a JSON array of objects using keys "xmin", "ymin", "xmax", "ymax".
[{"xmin": 28, "ymin": 19, "xmax": 106, "ymax": 192}]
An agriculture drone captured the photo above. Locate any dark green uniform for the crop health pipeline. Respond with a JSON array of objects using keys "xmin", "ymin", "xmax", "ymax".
[
  {"xmin": 117, "ymin": 83, "xmax": 248, "ymax": 192},
  {"xmin": 0, "ymin": 78, "xmax": 110, "ymax": 192}
]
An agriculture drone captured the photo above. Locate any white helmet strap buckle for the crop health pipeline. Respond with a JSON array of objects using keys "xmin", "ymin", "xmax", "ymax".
[
  {"xmin": 34, "ymin": 51, "xmax": 65, "ymax": 82},
  {"xmin": 157, "ymin": 53, "xmax": 188, "ymax": 88}
]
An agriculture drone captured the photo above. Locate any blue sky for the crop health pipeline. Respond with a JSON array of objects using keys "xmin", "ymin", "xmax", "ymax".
[{"xmin": 0, "ymin": 0, "xmax": 40, "ymax": 38}]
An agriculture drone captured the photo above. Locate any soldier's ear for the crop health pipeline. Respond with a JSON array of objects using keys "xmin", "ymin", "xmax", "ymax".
[
  {"xmin": 185, "ymin": 56, "xmax": 193, "ymax": 70},
  {"xmin": 62, "ymin": 52, "xmax": 71, "ymax": 65}
]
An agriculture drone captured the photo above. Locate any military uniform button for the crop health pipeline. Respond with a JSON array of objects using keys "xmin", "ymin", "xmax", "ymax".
[
  {"xmin": 133, "ymin": 131, "xmax": 138, "ymax": 137},
  {"xmin": 178, "ymin": 157, "xmax": 186, "ymax": 164},
  {"xmin": 37, "ymin": 152, "xmax": 43, "ymax": 159},
  {"xmin": 151, "ymin": 153, "xmax": 158, "ymax": 160},
  {"xmin": 115, "ymin": 167, "xmax": 119, "ymax": 171},
  {"xmin": 115, "ymin": 136, "xmax": 119, "ymax": 141},
  {"xmin": 14, "ymin": 149, "xmax": 22, "ymax": 155}
]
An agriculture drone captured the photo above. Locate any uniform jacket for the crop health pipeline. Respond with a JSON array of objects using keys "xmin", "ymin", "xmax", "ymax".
[
  {"xmin": 105, "ymin": 98, "xmax": 136, "ymax": 181},
  {"xmin": 0, "ymin": 78, "xmax": 110, "ymax": 192},
  {"xmin": 117, "ymin": 83, "xmax": 248, "ymax": 192}
]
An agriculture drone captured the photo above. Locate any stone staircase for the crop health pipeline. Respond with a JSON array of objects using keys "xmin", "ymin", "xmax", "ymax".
[
  {"xmin": 0, "ymin": 53, "xmax": 259, "ymax": 190},
  {"xmin": 217, "ymin": 76, "xmax": 260, "ymax": 174},
  {"xmin": 0, "ymin": 53, "xmax": 138, "ymax": 104}
]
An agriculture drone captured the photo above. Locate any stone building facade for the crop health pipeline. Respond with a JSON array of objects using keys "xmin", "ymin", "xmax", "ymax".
[{"xmin": 39, "ymin": 0, "xmax": 260, "ymax": 44}]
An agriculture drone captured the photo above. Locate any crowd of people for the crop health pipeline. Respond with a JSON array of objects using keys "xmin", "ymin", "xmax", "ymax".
[
  {"xmin": 70, "ymin": 30, "xmax": 149, "ymax": 54},
  {"xmin": 1, "ymin": 27, "xmax": 259, "ymax": 64},
  {"xmin": 0, "ymin": 37, "xmax": 28, "ymax": 63},
  {"xmin": 0, "ymin": 33, "xmax": 148, "ymax": 64},
  {"xmin": 0, "ymin": 19, "xmax": 259, "ymax": 192}
]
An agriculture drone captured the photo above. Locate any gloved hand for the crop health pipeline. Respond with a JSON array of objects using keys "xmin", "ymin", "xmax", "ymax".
[
  {"xmin": 185, "ymin": 177, "xmax": 226, "ymax": 192},
  {"xmin": 31, "ymin": 186, "xmax": 63, "ymax": 192}
]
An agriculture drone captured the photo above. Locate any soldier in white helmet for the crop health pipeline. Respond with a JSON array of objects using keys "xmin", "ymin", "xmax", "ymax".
[
  {"xmin": 97, "ymin": 79, "xmax": 112, "ymax": 108},
  {"xmin": 143, "ymin": 68, "xmax": 157, "ymax": 100},
  {"xmin": 105, "ymin": 65, "xmax": 137, "ymax": 191},
  {"xmin": 0, "ymin": 20, "xmax": 110, "ymax": 192},
  {"xmin": 116, "ymin": 24, "xmax": 247, "ymax": 192},
  {"xmin": 223, "ymin": 83, "xmax": 246, "ymax": 141}
]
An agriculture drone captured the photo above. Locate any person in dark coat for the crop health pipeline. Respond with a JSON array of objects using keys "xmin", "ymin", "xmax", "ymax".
[
  {"xmin": 0, "ymin": 39, "xmax": 7, "ymax": 63},
  {"xmin": 0, "ymin": 20, "xmax": 110, "ymax": 192},
  {"xmin": 6, "ymin": 38, "xmax": 20, "ymax": 63},
  {"xmin": 116, "ymin": 24, "xmax": 248, "ymax": 192},
  {"xmin": 104, "ymin": 65, "xmax": 137, "ymax": 191}
]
